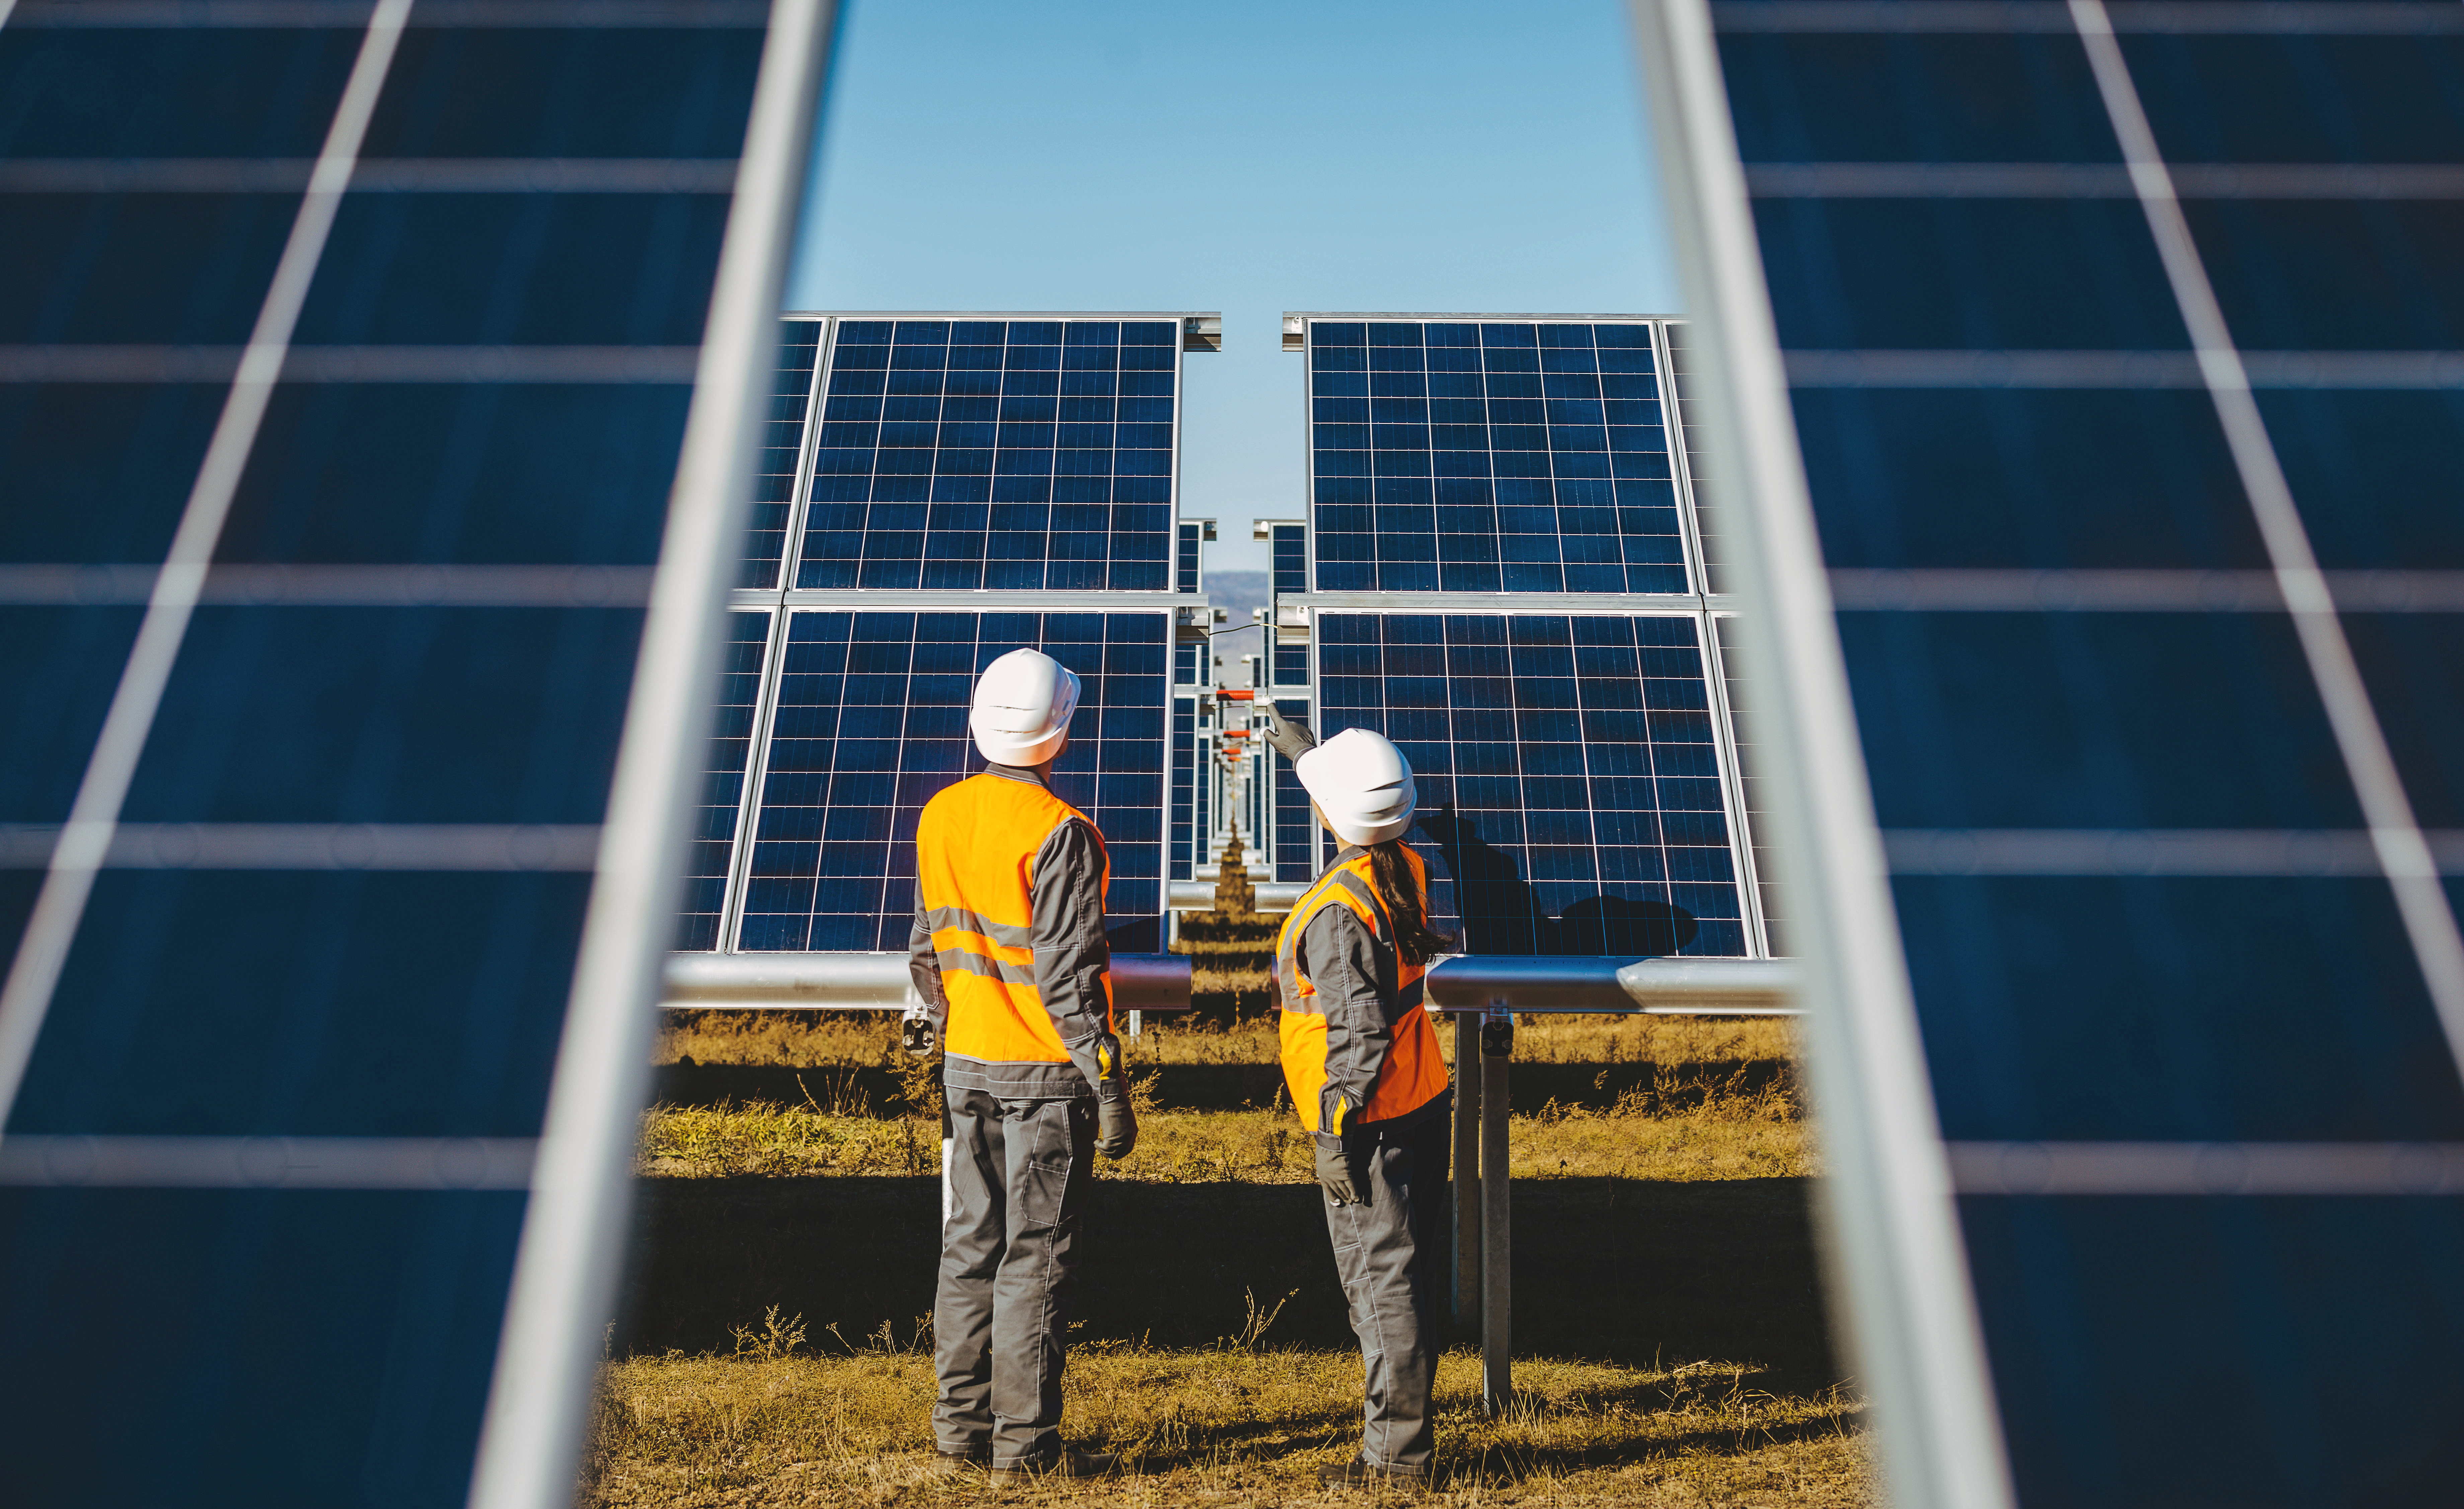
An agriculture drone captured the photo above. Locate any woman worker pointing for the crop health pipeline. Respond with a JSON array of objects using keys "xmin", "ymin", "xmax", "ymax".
[{"xmin": 1261, "ymin": 708, "xmax": 1455, "ymax": 1494}]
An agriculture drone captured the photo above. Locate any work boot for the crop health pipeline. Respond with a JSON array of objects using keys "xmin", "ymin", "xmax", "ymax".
[
  {"xmin": 988, "ymin": 1445, "xmax": 1119, "ymax": 1484},
  {"xmin": 926, "ymin": 1444, "xmax": 989, "ymax": 1478},
  {"xmin": 1317, "ymin": 1457, "xmax": 1431, "ymax": 1495}
]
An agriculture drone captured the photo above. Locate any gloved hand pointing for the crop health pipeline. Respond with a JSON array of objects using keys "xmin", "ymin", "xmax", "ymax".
[
  {"xmin": 1091, "ymin": 1032, "xmax": 1138, "ymax": 1160},
  {"xmin": 1259, "ymin": 700, "xmax": 1318, "ymax": 764}
]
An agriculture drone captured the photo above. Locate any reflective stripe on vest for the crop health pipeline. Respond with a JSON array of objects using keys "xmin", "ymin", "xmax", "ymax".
[
  {"xmin": 1276, "ymin": 848, "xmax": 1448, "ymax": 1135},
  {"xmin": 916, "ymin": 771, "xmax": 1111, "ymax": 1065}
]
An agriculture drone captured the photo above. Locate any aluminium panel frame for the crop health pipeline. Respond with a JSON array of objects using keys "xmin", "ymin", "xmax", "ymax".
[{"xmin": 1628, "ymin": 3, "xmax": 2015, "ymax": 1508}]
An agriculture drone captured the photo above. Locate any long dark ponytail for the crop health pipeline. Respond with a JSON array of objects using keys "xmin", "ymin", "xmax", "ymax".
[{"xmin": 1365, "ymin": 839, "xmax": 1453, "ymax": 966}]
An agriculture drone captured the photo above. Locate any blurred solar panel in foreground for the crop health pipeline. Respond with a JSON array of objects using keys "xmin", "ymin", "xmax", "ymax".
[{"xmin": 1645, "ymin": 1, "xmax": 2464, "ymax": 1503}]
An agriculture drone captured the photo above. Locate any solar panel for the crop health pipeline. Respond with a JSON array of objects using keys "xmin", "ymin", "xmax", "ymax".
[
  {"xmin": 1170, "ymin": 694, "xmax": 1199, "ymax": 881},
  {"xmin": 1175, "ymin": 520, "xmax": 1203, "ymax": 593},
  {"xmin": 1269, "ymin": 518, "xmax": 1307, "ymax": 595},
  {"xmin": 1300, "ymin": 318, "xmax": 1691, "ymax": 595},
  {"xmin": 1314, "ymin": 612, "xmax": 1747, "ymax": 954},
  {"xmin": 798, "ymin": 317, "xmax": 1183, "ymax": 592},
  {"xmin": 0, "ymin": 3, "xmax": 829, "ymax": 1506},
  {"xmin": 732, "ymin": 609, "xmax": 1169, "ymax": 954},
  {"xmin": 1639, "ymin": 1, "xmax": 2464, "ymax": 1503}
]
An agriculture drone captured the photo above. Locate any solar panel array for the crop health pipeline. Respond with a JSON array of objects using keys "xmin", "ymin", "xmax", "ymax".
[
  {"xmin": 1651, "ymin": 0, "xmax": 2464, "ymax": 1502},
  {"xmin": 1285, "ymin": 313, "xmax": 1769, "ymax": 956},
  {"xmin": 0, "ymin": 3, "xmax": 823, "ymax": 1505},
  {"xmin": 684, "ymin": 312, "xmax": 1213, "ymax": 957}
]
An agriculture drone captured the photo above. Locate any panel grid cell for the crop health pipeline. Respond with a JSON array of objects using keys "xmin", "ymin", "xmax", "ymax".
[
  {"xmin": 740, "ymin": 319, "xmax": 822, "ymax": 589},
  {"xmin": 799, "ymin": 319, "xmax": 1178, "ymax": 592},
  {"xmin": 1309, "ymin": 321, "xmax": 1688, "ymax": 595},
  {"xmin": 739, "ymin": 611, "xmax": 1167, "ymax": 953},
  {"xmin": 675, "ymin": 611, "xmax": 770, "ymax": 950},
  {"xmin": 1315, "ymin": 612, "xmax": 1744, "ymax": 955}
]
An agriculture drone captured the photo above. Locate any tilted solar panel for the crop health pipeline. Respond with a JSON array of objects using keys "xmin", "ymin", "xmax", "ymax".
[
  {"xmin": 799, "ymin": 317, "xmax": 1181, "ymax": 592},
  {"xmin": 1639, "ymin": 0, "xmax": 2464, "ymax": 1503},
  {"xmin": 1314, "ymin": 612, "xmax": 1748, "ymax": 954},
  {"xmin": 0, "ymin": 3, "xmax": 832, "ymax": 1506},
  {"xmin": 734, "ymin": 609, "xmax": 1169, "ymax": 954},
  {"xmin": 1301, "ymin": 318, "xmax": 1690, "ymax": 595}
]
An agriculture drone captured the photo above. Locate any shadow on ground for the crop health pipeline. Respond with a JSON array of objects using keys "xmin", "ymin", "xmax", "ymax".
[{"xmin": 615, "ymin": 1175, "xmax": 1838, "ymax": 1388}]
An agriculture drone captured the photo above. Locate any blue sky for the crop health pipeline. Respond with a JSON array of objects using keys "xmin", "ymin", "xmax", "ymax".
[{"xmin": 785, "ymin": 0, "xmax": 1679, "ymax": 574}]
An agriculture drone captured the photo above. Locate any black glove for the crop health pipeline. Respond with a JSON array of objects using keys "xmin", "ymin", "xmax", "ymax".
[
  {"xmin": 1259, "ymin": 700, "xmax": 1318, "ymax": 763},
  {"xmin": 900, "ymin": 1013, "xmax": 936, "ymax": 1058},
  {"xmin": 1091, "ymin": 1032, "xmax": 1138, "ymax": 1160},
  {"xmin": 1316, "ymin": 1138, "xmax": 1365, "ymax": 1206}
]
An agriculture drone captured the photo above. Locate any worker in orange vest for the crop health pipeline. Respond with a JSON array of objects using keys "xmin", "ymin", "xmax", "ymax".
[
  {"xmin": 908, "ymin": 647, "xmax": 1137, "ymax": 1483},
  {"xmin": 1262, "ymin": 707, "xmax": 1454, "ymax": 1492}
]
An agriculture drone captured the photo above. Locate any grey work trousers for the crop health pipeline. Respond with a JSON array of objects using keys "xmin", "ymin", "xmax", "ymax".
[
  {"xmin": 934, "ymin": 1087, "xmax": 1096, "ymax": 1467},
  {"xmin": 1323, "ymin": 1107, "xmax": 1451, "ymax": 1474}
]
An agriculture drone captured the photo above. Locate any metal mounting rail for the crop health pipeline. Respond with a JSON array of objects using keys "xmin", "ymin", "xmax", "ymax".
[
  {"xmin": 661, "ymin": 950, "xmax": 1194, "ymax": 1012},
  {"xmin": 1426, "ymin": 953, "xmax": 1799, "ymax": 1015}
]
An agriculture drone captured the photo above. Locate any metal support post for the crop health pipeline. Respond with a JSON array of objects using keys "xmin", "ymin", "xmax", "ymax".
[
  {"xmin": 1479, "ymin": 1005, "xmax": 1513, "ymax": 1414},
  {"xmin": 1452, "ymin": 1009, "xmax": 1482, "ymax": 1333}
]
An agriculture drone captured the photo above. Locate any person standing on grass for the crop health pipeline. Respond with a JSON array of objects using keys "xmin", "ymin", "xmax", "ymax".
[
  {"xmin": 907, "ymin": 647, "xmax": 1139, "ymax": 1484},
  {"xmin": 1261, "ymin": 707, "xmax": 1455, "ymax": 1495}
]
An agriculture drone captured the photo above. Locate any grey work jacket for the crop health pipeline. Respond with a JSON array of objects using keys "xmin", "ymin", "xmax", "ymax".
[{"xmin": 908, "ymin": 763, "xmax": 1113, "ymax": 1099}]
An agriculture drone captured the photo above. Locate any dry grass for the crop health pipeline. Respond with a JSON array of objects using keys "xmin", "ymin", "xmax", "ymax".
[
  {"xmin": 658, "ymin": 1005, "xmax": 1799, "ymax": 1072},
  {"xmin": 586, "ymin": 1339, "xmax": 1871, "ymax": 1508},
  {"xmin": 640, "ymin": 1063, "xmax": 1806, "ymax": 1185}
]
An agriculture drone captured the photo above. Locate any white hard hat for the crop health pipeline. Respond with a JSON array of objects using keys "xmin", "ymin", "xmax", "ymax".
[
  {"xmin": 970, "ymin": 648, "xmax": 1081, "ymax": 766},
  {"xmin": 1295, "ymin": 727, "xmax": 1417, "ymax": 846}
]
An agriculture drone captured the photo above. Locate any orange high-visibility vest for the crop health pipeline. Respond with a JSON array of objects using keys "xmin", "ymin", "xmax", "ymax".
[
  {"xmin": 1277, "ymin": 846, "xmax": 1448, "ymax": 1135},
  {"xmin": 916, "ymin": 771, "xmax": 1113, "ymax": 1065}
]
